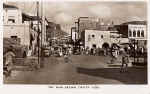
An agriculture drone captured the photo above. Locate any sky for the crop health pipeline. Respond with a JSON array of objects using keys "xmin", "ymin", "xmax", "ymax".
[{"xmin": 5, "ymin": 1, "xmax": 147, "ymax": 33}]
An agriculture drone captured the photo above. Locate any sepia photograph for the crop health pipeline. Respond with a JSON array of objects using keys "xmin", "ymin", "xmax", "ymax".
[{"xmin": 3, "ymin": 1, "xmax": 148, "ymax": 84}]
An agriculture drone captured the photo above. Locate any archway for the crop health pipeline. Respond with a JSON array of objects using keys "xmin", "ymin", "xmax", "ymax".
[{"xmin": 102, "ymin": 42, "xmax": 109, "ymax": 49}]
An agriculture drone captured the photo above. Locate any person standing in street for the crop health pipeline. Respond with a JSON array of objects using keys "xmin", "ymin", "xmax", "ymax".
[
  {"xmin": 3, "ymin": 47, "xmax": 15, "ymax": 77},
  {"xmin": 64, "ymin": 47, "xmax": 71, "ymax": 63},
  {"xmin": 120, "ymin": 49, "xmax": 129, "ymax": 73}
]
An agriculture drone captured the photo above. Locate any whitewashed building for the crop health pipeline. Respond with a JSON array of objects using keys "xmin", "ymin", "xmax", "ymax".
[
  {"xmin": 3, "ymin": 4, "xmax": 50, "ymax": 57},
  {"xmin": 81, "ymin": 30, "xmax": 123, "ymax": 49},
  {"xmin": 3, "ymin": 4, "xmax": 31, "ymax": 46}
]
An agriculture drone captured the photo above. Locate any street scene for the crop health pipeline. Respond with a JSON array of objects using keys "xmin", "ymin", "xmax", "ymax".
[{"xmin": 3, "ymin": 1, "xmax": 147, "ymax": 84}]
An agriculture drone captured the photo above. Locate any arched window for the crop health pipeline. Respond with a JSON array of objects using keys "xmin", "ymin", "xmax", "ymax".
[
  {"xmin": 141, "ymin": 30, "xmax": 144, "ymax": 37},
  {"xmin": 137, "ymin": 30, "xmax": 140, "ymax": 37},
  {"xmin": 133, "ymin": 30, "xmax": 136, "ymax": 37},
  {"xmin": 129, "ymin": 30, "xmax": 132, "ymax": 37}
]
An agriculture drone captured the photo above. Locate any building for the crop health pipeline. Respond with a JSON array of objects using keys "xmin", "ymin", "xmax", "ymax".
[
  {"xmin": 76, "ymin": 17, "xmax": 115, "ymax": 39},
  {"xmin": 3, "ymin": 3, "xmax": 49, "ymax": 56},
  {"xmin": 116, "ymin": 21, "xmax": 147, "ymax": 40},
  {"xmin": 115, "ymin": 21, "xmax": 147, "ymax": 49},
  {"xmin": 3, "ymin": 4, "xmax": 31, "ymax": 46},
  {"xmin": 47, "ymin": 22, "xmax": 68, "ymax": 46},
  {"xmin": 81, "ymin": 29, "xmax": 122, "ymax": 49},
  {"xmin": 77, "ymin": 18, "xmax": 127, "ymax": 49}
]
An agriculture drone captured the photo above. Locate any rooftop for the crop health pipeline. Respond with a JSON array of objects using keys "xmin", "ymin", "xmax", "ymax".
[
  {"xmin": 3, "ymin": 3, "xmax": 18, "ymax": 9},
  {"xmin": 22, "ymin": 12, "xmax": 41, "ymax": 21},
  {"xmin": 121, "ymin": 21, "xmax": 147, "ymax": 25}
]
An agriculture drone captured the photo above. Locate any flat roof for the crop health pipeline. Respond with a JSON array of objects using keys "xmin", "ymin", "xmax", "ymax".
[
  {"xmin": 3, "ymin": 3, "xmax": 18, "ymax": 9},
  {"xmin": 121, "ymin": 21, "xmax": 147, "ymax": 25}
]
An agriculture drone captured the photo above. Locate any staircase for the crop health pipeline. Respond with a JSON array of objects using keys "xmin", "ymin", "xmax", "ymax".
[{"xmin": 13, "ymin": 56, "xmax": 39, "ymax": 71}]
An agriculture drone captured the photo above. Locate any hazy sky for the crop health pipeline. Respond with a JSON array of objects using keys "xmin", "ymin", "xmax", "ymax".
[{"xmin": 5, "ymin": 1, "xmax": 147, "ymax": 33}]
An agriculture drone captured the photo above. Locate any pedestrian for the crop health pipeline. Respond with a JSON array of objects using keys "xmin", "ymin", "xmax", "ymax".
[
  {"xmin": 64, "ymin": 53, "xmax": 68, "ymax": 63},
  {"xmin": 64, "ymin": 50, "xmax": 71, "ymax": 63},
  {"xmin": 59, "ymin": 48, "xmax": 63, "ymax": 57},
  {"xmin": 91, "ymin": 48, "xmax": 93, "ymax": 55},
  {"xmin": 93, "ymin": 48, "xmax": 96, "ymax": 56},
  {"xmin": 68, "ymin": 47, "xmax": 72, "ymax": 56},
  {"xmin": 103, "ymin": 48, "xmax": 107, "ymax": 56},
  {"xmin": 120, "ymin": 49, "xmax": 129, "ymax": 73},
  {"xmin": 3, "ymin": 47, "xmax": 15, "ymax": 77},
  {"xmin": 97, "ymin": 47, "xmax": 100, "ymax": 56},
  {"xmin": 85, "ymin": 47, "xmax": 89, "ymax": 55}
]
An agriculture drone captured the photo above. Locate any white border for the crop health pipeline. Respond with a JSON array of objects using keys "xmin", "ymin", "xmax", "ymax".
[{"xmin": 0, "ymin": 0, "xmax": 149, "ymax": 94}]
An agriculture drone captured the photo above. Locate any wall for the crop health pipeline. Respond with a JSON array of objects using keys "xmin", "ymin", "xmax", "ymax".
[{"xmin": 3, "ymin": 24, "xmax": 30, "ymax": 46}]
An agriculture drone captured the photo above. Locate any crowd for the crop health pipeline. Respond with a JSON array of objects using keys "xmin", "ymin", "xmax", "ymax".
[{"xmin": 49, "ymin": 43, "xmax": 146, "ymax": 58}]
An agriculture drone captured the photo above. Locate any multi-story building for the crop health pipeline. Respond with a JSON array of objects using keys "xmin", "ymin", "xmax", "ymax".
[
  {"xmin": 3, "ymin": 3, "xmax": 31, "ymax": 46},
  {"xmin": 47, "ymin": 22, "xmax": 68, "ymax": 46},
  {"xmin": 115, "ymin": 21, "xmax": 147, "ymax": 48},
  {"xmin": 3, "ymin": 3, "xmax": 49, "ymax": 56},
  {"xmin": 115, "ymin": 21, "xmax": 147, "ymax": 40},
  {"xmin": 80, "ymin": 20, "xmax": 147, "ymax": 49}
]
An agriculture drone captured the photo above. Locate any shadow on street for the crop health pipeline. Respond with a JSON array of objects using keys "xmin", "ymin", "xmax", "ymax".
[{"xmin": 76, "ymin": 67, "xmax": 147, "ymax": 84}]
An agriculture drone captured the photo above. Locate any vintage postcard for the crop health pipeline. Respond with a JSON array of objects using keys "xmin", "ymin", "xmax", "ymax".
[
  {"xmin": 3, "ymin": 0, "xmax": 148, "ymax": 84},
  {"xmin": 1, "ymin": 0, "xmax": 149, "ymax": 93}
]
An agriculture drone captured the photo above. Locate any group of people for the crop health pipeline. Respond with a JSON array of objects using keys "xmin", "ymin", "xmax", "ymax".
[{"xmin": 79, "ymin": 47, "xmax": 109, "ymax": 56}]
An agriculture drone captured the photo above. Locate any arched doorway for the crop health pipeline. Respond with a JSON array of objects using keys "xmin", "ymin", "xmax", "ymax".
[{"xmin": 102, "ymin": 42, "xmax": 109, "ymax": 49}]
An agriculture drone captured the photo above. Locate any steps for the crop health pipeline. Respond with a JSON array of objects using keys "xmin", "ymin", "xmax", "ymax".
[{"xmin": 13, "ymin": 56, "xmax": 39, "ymax": 71}]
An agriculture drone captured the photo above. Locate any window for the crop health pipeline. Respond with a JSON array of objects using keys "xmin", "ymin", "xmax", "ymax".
[
  {"xmin": 8, "ymin": 19, "xmax": 15, "ymax": 23},
  {"xmin": 92, "ymin": 44, "xmax": 96, "ymax": 48},
  {"xmin": 137, "ymin": 30, "xmax": 140, "ymax": 37},
  {"xmin": 101, "ymin": 35, "xmax": 103, "ymax": 39},
  {"xmin": 88, "ymin": 35, "xmax": 91, "ymax": 41},
  {"xmin": 129, "ymin": 30, "xmax": 132, "ymax": 37},
  {"xmin": 133, "ymin": 30, "xmax": 136, "ymax": 37},
  {"xmin": 11, "ymin": 36, "xmax": 17, "ymax": 38},
  {"xmin": 141, "ymin": 30, "xmax": 144, "ymax": 37},
  {"xmin": 3, "ymin": 16, "xmax": 4, "ymax": 22},
  {"xmin": 11, "ymin": 36, "xmax": 18, "ymax": 42},
  {"xmin": 92, "ymin": 34, "xmax": 95, "ymax": 38}
]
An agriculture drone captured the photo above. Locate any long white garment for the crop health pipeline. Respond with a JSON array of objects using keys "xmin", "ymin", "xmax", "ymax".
[
  {"xmin": 4, "ymin": 51, "xmax": 15, "ymax": 65},
  {"xmin": 27, "ymin": 50, "xmax": 32, "ymax": 56}
]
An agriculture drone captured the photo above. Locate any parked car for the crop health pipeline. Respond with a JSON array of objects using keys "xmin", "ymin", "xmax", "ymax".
[{"xmin": 43, "ymin": 47, "xmax": 51, "ymax": 57}]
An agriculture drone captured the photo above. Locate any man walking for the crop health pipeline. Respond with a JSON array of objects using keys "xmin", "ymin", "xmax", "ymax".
[{"xmin": 120, "ymin": 49, "xmax": 129, "ymax": 73}]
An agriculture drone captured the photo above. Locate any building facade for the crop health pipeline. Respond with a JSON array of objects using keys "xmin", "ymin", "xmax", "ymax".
[
  {"xmin": 3, "ymin": 4, "xmax": 31, "ymax": 46},
  {"xmin": 128, "ymin": 24, "xmax": 147, "ymax": 40},
  {"xmin": 3, "ymin": 4, "xmax": 50, "ymax": 56},
  {"xmin": 116, "ymin": 21, "xmax": 147, "ymax": 40},
  {"xmin": 81, "ymin": 30, "xmax": 122, "ymax": 49}
]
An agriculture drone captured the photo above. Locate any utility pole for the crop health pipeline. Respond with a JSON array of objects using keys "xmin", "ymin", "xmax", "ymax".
[
  {"xmin": 41, "ymin": 1, "xmax": 43, "ymax": 56},
  {"xmin": 40, "ymin": 0, "xmax": 44, "ymax": 68},
  {"xmin": 71, "ymin": 27, "xmax": 73, "ymax": 43},
  {"xmin": 37, "ymin": 1, "xmax": 40, "ymax": 68}
]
